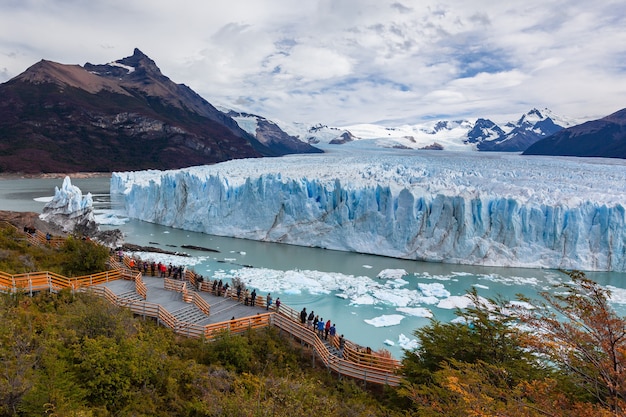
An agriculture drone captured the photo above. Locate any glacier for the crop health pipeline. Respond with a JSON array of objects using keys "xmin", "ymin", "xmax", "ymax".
[{"xmin": 110, "ymin": 148, "xmax": 626, "ymax": 272}]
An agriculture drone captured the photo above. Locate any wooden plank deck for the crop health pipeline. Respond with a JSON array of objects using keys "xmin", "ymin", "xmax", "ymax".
[{"xmin": 98, "ymin": 276, "xmax": 268, "ymax": 325}]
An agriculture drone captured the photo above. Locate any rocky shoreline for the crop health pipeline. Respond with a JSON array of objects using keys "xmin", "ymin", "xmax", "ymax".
[
  {"xmin": 0, "ymin": 210, "xmax": 67, "ymax": 236},
  {"xmin": 0, "ymin": 210, "xmax": 187, "ymax": 256}
]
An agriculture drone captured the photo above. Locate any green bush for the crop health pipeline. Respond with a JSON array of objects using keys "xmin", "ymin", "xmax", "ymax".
[{"xmin": 60, "ymin": 236, "xmax": 110, "ymax": 277}]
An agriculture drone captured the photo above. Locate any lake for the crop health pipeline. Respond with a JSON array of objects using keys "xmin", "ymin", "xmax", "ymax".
[{"xmin": 2, "ymin": 175, "xmax": 625, "ymax": 359}]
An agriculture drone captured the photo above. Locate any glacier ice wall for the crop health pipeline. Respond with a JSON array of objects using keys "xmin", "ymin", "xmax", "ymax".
[{"xmin": 111, "ymin": 151, "xmax": 626, "ymax": 271}]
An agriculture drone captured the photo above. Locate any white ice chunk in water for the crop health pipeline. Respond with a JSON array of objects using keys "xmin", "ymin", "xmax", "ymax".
[
  {"xmin": 397, "ymin": 307, "xmax": 433, "ymax": 318},
  {"xmin": 398, "ymin": 333, "xmax": 419, "ymax": 350},
  {"xmin": 364, "ymin": 314, "xmax": 405, "ymax": 327},
  {"xmin": 418, "ymin": 282, "xmax": 451, "ymax": 298},
  {"xmin": 377, "ymin": 269, "xmax": 407, "ymax": 279}
]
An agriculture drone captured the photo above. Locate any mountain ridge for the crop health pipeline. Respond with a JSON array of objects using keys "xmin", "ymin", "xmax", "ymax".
[
  {"xmin": 271, "ymin": 107, "xmax": 576, "ymax": 152},
  {"xmin": 523, "ymin": 108, "xmax": 626, "ymax": 158},
  {"xmin": 0, "ymin": 49, "xmax": 321, "ymax": 174}
]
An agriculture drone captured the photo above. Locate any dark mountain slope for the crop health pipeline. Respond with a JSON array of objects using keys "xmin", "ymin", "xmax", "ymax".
[
  {"xmin": 523, "ymin": 108, "xmax": 626, "ymax": 158},
  {"xmin": 0, "ymin": 49, "xmax": 276, "ymax": 174},
  {"xmin": 226, "ymin": 110, "xmax": 323, "ymax": 155}
]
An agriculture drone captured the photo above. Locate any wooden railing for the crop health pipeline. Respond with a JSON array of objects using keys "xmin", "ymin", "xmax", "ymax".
[
  {"xmin": 192, "ymin": 292, "xmax": 211, "ymax": 315},
  {"xmin": 338, "ymin": 339, "xmax": 400, "ymax": 371},
  {"xmin": 164, "ymin": 278, "xmax": 194, "ymax": 302},
  {"xmin": 0, "ymin": 269, "xmax": 124, "ymax": 295},
  {"xmin": 275, "ymin": 304, "xmax": 302, "ymax": 323},
  {"xmin": 1, "ymin": 220, "xmax": 67, "ymax": 248},
  {"xmin": 270, "ymin": 313, "xmax": 402, "ymax": 386},
  {"xmin": 0, "ymin": 226, "xmax": 403, "ymax": 386},
  {"xmin": 187, "ymin": 278, "xmax": 401, "ymax": 374},
  {"xmin": 135, "ymin": 273, "xmax": 147, "ymax": 300}
]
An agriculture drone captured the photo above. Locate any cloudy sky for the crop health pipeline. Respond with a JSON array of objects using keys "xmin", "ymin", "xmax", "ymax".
[{"xmin": 1, "ymin": 0, "xmax": 625, "ymax": 126}]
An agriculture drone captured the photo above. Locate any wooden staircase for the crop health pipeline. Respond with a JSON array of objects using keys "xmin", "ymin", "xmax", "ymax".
[{"xmin": 171, "ymin": 305, "xmax": 209, "ymax": 324}]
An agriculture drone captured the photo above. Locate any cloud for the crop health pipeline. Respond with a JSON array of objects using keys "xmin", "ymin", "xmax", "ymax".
[
  {"xmin": 0, "ymin": 0, "xmax": 625, "ymax": 126},
  {"xmin": 267, "ymin": 45, "xmax": 353, "ymax": 81}
]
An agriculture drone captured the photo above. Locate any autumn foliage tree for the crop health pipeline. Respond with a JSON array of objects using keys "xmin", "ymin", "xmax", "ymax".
[
  {"xmin": 517, "ymin": 270, "xmax": 626, "ymax": 414},
  {"xmin": 400, "ymin": 272, "xmax": 626, "ymax": 416}
]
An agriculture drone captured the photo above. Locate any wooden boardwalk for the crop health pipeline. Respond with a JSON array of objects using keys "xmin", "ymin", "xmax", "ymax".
[
  {"xmin": 98, "ymin": 275, "xmax": 269, "ymax": 325},
  {"xmin": 95, "ymin": 273, "xmax": 402, "ymax": 386},
  {"xmin": 1, "ymin": 219, "xmax": 403, "ymax": 386}
]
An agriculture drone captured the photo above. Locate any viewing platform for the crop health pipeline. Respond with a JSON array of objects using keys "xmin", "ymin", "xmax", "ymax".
[
  {"xmin": 0, "ymin": 230, "xmax": 402, "ymax": 387},
  {"xmin": 98, "ymin": 275, "xmax": 269, "ymax": 324}
]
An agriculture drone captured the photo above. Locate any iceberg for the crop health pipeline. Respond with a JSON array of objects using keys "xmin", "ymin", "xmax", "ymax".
[
  {"xmin": 40, "ymin": 176, "xmax": 124, "ymax": 247},
  {"xmin": 111, "ymin": 150, "xmax": 626, "ymax": 271},
  {"xmin": 40, "ymin": 176, "xmax": 97, "ymax": 234}
]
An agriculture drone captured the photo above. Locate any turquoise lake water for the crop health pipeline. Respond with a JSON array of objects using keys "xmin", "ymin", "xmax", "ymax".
[{"xmin": 2, "ymin": 175, "xmax": 625, "ymax": 359}]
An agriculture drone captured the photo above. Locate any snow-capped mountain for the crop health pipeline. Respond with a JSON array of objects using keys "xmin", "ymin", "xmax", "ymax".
[
  {"xmin": 275, "ymin": 119, "xmax": 476, "ymax": 151},
  {"xmin": 476, "ymin": 108, "xmax": 577, "ymax": 152},
  {"xmin": 246, "ymin": 108, "xmax": 576, "ymax": 153},
  {"xmin": 524, "ymin": 107, "xmax": 626, "ymax": 158}
]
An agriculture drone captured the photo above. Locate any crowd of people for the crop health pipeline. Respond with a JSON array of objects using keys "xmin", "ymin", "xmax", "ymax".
[
  {"xmin": 299, "ymin": 307, "xmax": 344, "ymax": 357},
  {"xmin": 124, "ymin": 254, "xmax": 187, "ymax": 280},
  {"xmin": 123, "ymin": 253, "xmax": 347, "ymax": 357}
]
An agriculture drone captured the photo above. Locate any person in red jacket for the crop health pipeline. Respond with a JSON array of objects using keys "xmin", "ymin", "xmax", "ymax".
[{"xmin": 324, "ymin": 319, "xmax": 331, "ymax": 340}]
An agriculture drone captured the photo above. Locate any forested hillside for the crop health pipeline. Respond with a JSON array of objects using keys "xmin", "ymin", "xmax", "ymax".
[{"xmin": 1, "ymin": 222, "xmax": 625, "ymax": 416}]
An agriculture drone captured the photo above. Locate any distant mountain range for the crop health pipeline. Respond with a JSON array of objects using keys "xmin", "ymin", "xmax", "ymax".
[
  {"xmin": 264, "ymin": 107, "xmax": 626, "ymax": 159},
  {"xmin": 523, "ymin": 108, "xmax": 626, "ymax": 158},
  {"xmin": 266, "ymin": 107, "xmax": 578, "ymax": 153},
  {"xmin": 0, "ymin": 48, "xmax": 320, "ymax": 174},
  {"xmin": 0, "ymin": 48, "xmax": 624, "ymax": 174},
  {"xmin": 467, "ymin": 108, "xmax": 571, "ymax": 152}
]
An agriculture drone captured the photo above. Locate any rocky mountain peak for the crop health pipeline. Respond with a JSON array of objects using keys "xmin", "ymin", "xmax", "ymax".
[
  {"xmin": 14, "ymin": 59, "xmax": 130, "ymax": 95},
  {"xmin": 0, "ymin": 50, "xmax": 273, "ymax": 173},
  {"xmin": 84, "ymin": 48, "xmax": 166, "ymax": 84}
]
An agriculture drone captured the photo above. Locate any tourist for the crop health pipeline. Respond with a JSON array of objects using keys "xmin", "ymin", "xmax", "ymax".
[
  {"xmin": 339, "ymin": 334, "xmax": 345, "ymax": 358},
  {"xmin": 250, "ymin": 289, "xmax": 257, "ymax": 306},
  {"xmin": 196, "ymin": 274, "xmax": 203, "ymax": 290},
  {"xmin": 275, "ymin": 297, "xmax": 281, "ymax": 313},
  {"xmin": 300, "ymin": 307, "xmax": 307, "ymax": 324},
  {"xmin": 266, "ymin": 293, "xmax": 272, "ymax": 310},
  {"xmin": 317, "ymin": 318, "xmax": 325, "ymax": 338},
  {"xmin": 307, "ymin": 310, "xmax": 315, "ymax": 328},
  {"xmin": 236, "ymin": 284, "xmax": 242, "ymax": 301},
  {"xmin": 324, "ymin": 319, "xmax": 331, "ymax": 340},
  {"xmin": 244, "ymin": 288, "xmax": 250, "ymax": 306},
  {"xmin": 329, "ymin": 323, "xmax": 336, "ymax": 344},
  {"xmin": 313, "ymin": 315, "xmax": 319, "ymax": 331}
]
